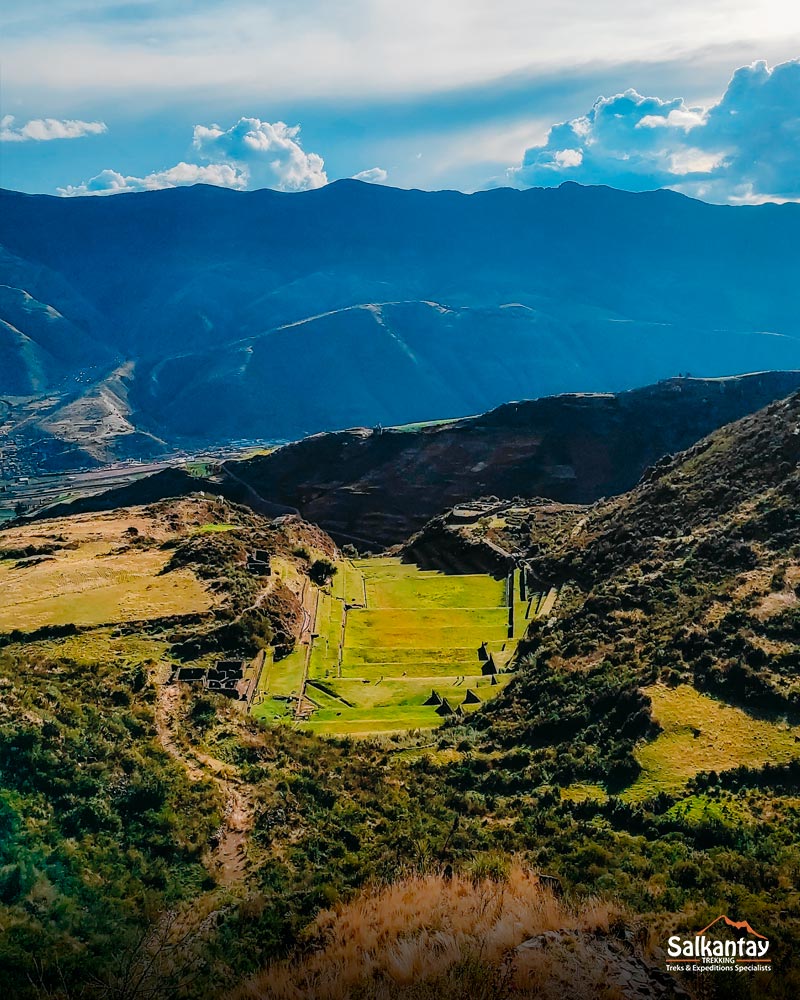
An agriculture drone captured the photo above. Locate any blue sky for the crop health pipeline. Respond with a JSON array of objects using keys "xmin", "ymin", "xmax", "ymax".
[{"xmin": 1, "ymin": 1, "xmax": 799, "ymax": 202}]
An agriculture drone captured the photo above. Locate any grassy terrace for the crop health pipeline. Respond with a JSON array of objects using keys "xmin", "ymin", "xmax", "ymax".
[
  {"xmin": 0, "ymin": 514, "xmax": 212, "ymax": 631},
  {"xmin": 290, "ymin": 557, "xmax": 544, "ymax": 737}
]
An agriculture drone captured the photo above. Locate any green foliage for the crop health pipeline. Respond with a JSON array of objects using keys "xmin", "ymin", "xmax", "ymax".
[
  {"xmin": 0, "ymin": 649, "xmax": 221, "ymax": 998},
  {"xmin": 309, "ymin": 557, "xmax": 337, "ymax": 585}
]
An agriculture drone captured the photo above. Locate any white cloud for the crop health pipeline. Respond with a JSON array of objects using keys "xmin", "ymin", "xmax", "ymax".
[
  {"xmin": 58, "ymin": 162, "xmax": 247, "ymax": 197},
  {"xmin": 505, "ymin": 59, "xmax": 800, "ymax": 204},
  {"xmin": 352, "ymin": 167, "xmax": 388, "ymax": 183},
  {"xmin": 0, "ymin": 115, "xmax": 107, "ymax": 142},
  {"xmin": 553, "ymin": 148, "xmax": 583, "ymax": 168},
  {"xmin": 637, "ymin": 108, "xmax": 706, "ymax": 130},
  {"xmin": 59, "ymin": 116, "xmax": 326, "ymax": 197},
  {"xmin": 192, "ymin": 118, "xmax": 327, "ymax": 192},
  {"xmin": 667, "ymin": 148, "xmax": 726, "ymax": 176}
]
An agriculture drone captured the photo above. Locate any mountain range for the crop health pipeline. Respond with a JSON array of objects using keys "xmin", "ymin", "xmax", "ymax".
[{"xmin": 2, "ymin": 180, "xmax": 800, "ymax": 463}]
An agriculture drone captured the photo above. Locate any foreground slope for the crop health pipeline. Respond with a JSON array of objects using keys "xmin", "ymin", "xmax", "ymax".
[{"xmin": 236, "ymin": 869, "xmax": 681, "ymax": 1000}]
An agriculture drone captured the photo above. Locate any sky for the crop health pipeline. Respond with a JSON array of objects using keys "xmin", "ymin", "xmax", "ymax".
[{"xmin": 1, "ymin": 1, "xmax": 799, "ymax": 203}]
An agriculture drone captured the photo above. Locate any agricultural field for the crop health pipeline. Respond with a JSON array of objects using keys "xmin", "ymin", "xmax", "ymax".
[
  {"xmin": 289, "ymin": 557, "xmax": 550, "ymax": 737},
  {"xmin": 251, "ymin": 647, "xmax": 306, "ymax": 722},
  {"xmin": 623, "ymin": 684, "xmax": 800, "ymax": 801}
]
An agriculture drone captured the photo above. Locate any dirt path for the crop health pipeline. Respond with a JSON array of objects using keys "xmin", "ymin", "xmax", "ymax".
[
  {"xmin": 154, "ymin": 681, "xmax": 254, "ymax": 886},
  {"xmin": 211, "ymin": 781, "xmax": 252, "ymax": 886}
]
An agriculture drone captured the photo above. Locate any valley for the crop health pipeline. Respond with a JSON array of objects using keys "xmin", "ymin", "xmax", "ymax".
[
  {"xmin": 6, "ymin": 0, "xmax": 800, "ymax": 987},
  {"xmin": 2, "ymin": 183, "xmax": 800, "ymax": 463}
]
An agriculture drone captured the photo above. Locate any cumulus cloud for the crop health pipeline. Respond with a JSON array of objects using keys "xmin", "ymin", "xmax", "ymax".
[
  {"xmin": 59, "ymin": 116, "xmax": 326, "ymax": 196},
  {"xmin": 1, "ymin": 115, "xmax": 107, "ymax": 142},
  {"xmin": 506, "ymin": 58, "xmax": 800, "ymax": 204},
  {"xmin": 192, "ymin": 118, "xmax": 327, "ymax": 191},
  {"xmin": 352, "ymin": 167, "xmax": 388, "ymax": 183},
  {"xmin": 58, "ymin": 163, "xmax": 247, "ymax": 197}
]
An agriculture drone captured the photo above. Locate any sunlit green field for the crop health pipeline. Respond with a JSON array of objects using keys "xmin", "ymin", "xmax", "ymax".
[
  {"xmin": 623, "ymin": 684, "xmax": 800, "ymax": 801},
  {"xmin": 363, "ymin": 569, "xmax": 506, "ymax": 610},
  {"xmin": 299, "ymin": 558, "xmax": 529, "ymax": 736},
  {"xmin": 0, "ymin": 521, "xmax": 212, "ymax": 632},
  {"xmin": 251, "ymin": 557, "xmax": 548, "ymax": 735},
  {"xmin": 251, "ymin": 646, "xmax": 307, "ymax": 722}
]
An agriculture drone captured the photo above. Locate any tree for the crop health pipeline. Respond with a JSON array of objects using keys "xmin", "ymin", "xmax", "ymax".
[{"xmin": 309, "ymin": 558, "xmax": 337, "ymax": 585}]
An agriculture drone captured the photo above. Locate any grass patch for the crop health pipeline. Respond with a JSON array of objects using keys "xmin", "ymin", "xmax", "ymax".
[
  {"xmin": 346, "ymin": 608, "xmax": 508, "ymax": 647},
  {"xmin": 560, "ymin": 783, "xmax": 608, "ymax": 804},
  {"xmin": 664, "ymin": 793, "xmax": 748, "ymax": 828},
  {"xmin": 251, "ymin": 696, "xmax": 294, "ymax": 722},
  {"xmin": 363, "ymin": 573, "xmax": 505, "ymax": 610},
  {"xmin": 331, "ymin": 677, "xmax": 496, "ymax": 710},
  {"xmin": 624, "ymin": 684, "xmax": 800, "ymax": 801},
  {"xmin": 340, "ymin": 659, "xmax": 489, "ymax": 680},
  {"xmin": 303, "ymin": 705, "xmax": 443, "ymax": 735},
  {"xmin": 266, "ymin": 647, "xmax": 307, "ymax": 699},
  {"xmin": 0, "ymin": 547, "xmax": 210, "ymax": 630},
  {"xmin": 12, "ymin": 627, "xmax": 170, "ymax": 666}
]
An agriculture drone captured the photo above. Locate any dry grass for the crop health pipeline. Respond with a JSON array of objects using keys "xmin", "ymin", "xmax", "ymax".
[
  {"xmin": 0, "ymin": 507, "xmax": 213, "ymax": 630},
  {"xmin": 233, "ymin": 867, "xmax": 625, "ymax": 1000}
]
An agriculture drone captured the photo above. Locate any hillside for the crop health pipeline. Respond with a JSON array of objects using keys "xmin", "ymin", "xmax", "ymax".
[
  {"xmin": 37, "ymin": 372, "xmax": 800, "ymax": 549},
  {"xmin": 5, "ymin": 391, "xmax": 800, "ymax": 997},
  {"xmin": 418, "ymin": 384, "xmax": 800, "ymax": 717},
  {"xmin": 222, "ymin": 371, "xmax": 800, "ymax": 544},
  {"xmin": 31, "ymin": 372, "xmax": 800, "ymax": 546},
  {"xmin": 2, "ymin": 181, "xmax": 800, "ymax": 462}
]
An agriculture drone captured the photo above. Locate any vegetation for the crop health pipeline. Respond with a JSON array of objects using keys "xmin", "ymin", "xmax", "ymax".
[
  {"xmin": 299, "ymin": 560, "xmax": 524, "ymax": 736},
  {"xmin": 235, "ymin": 868, "xmax": 630, "ymax": 1000},
  {"xmin": 0, "ymin": 515, "xmax": 212, "ymax": 631},
  {"xmin": 4, "ymin": 392, "xmax": 800, "ymax": 997},
  {"xmin": 625, "ymin": 684, "xmax": 800, "ymax": 801}
]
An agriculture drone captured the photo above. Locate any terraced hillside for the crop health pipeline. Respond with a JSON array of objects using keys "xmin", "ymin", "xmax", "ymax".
[{"xmin": 253, "ymin": 557, "xmax": 558, "ymax": 736}]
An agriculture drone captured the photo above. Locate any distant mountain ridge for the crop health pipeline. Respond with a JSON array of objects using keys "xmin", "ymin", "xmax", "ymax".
[{"xmin": 1, "ymin": 180, "xmax": 800, "ymax": 458}]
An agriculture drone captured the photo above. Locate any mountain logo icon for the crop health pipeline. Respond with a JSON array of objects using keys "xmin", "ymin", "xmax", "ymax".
[{"xmin": 695, "ymin": 915, "xmax": 768, "ymax": 939}]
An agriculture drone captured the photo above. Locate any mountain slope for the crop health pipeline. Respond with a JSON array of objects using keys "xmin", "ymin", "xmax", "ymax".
[
  {"xmin": 1, "ymin": 181, "xmax": 800, "ymax": 452},
  {"xmin": 221, "ymin": 371, "xmax": 800, "ymax": 544},
  {"xmin": 33, "ymin": 371, "xmax": 800, "ymax": 545},
  {"xmin": 431, "ymin": 384, "xmax": 800, "ymax": 713}
]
